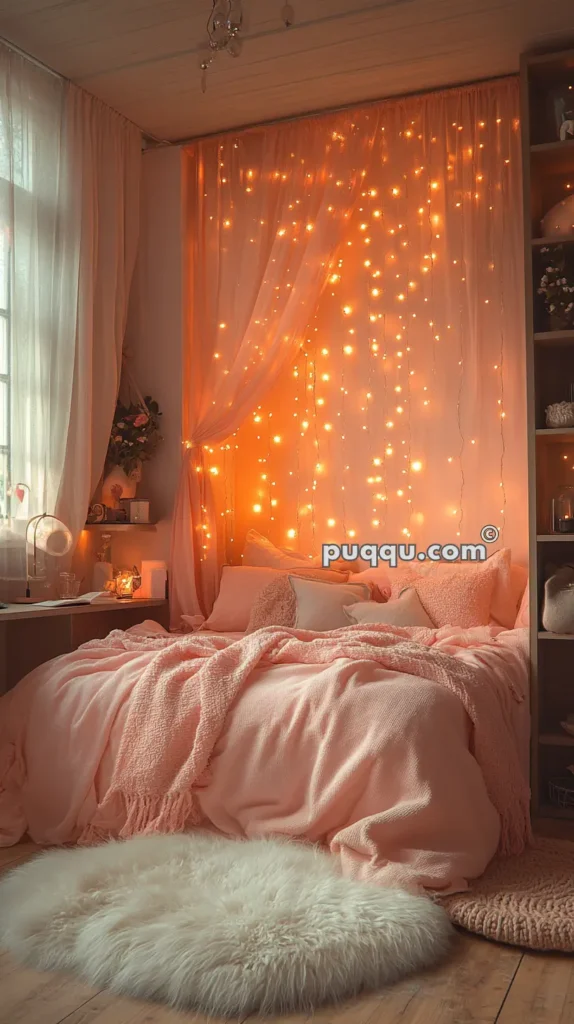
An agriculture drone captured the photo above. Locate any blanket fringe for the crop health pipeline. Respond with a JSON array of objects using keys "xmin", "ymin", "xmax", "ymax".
[{"xmin": 121, "ymin": 789, "xmax": 197, "ymax": 839}]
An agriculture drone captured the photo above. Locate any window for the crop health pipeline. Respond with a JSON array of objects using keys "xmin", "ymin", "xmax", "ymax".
[{"xmin": 0, "ymin": 227, "xmax": 9, "ymax": 520}]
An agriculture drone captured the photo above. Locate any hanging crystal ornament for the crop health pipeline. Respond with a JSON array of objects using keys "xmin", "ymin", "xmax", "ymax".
[{"xmin": 200, "ymin": 0, "xmax": 243, "ymax": 91}]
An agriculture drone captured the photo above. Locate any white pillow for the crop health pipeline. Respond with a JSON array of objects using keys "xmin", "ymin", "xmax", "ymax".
[
  {"xmin": 344, "ymin": 588, "xmax": 435, "ymax": 628},
  {"xmin": 289, "ymin": 576, "xmax": 371, "ymax": 631}
]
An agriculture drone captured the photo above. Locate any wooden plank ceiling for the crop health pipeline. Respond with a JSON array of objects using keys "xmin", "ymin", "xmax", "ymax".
[{"xmin": 0, "ymin": 0, "xmax": 573, "ymax": 142}]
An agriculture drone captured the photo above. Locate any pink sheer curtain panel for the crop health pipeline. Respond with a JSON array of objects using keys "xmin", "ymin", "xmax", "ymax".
[
  {"xmin": 206, "ymin": 79, "xmax": 528, "ymax": 576},
  {"xmin": 171, "ymin": 111, "xmax": 381, "ymax": 624}
]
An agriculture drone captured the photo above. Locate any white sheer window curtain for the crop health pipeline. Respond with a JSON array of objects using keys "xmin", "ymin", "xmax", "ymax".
[{"xmin": 0, "ymin": 44, "xmax": 141, "ymax": 591}]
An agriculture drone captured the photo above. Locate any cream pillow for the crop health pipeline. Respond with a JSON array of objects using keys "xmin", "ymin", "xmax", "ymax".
[
  {"xmin": 246, "ymin": 569, "xmax": 350, "ymax": 632},
  {"xmin": 289, "ymin": 576, "xmax": 371, "ymax": 631},
  {"xmin": 344, "ymin": 588, "xmax": 434, "ymax": 628}
]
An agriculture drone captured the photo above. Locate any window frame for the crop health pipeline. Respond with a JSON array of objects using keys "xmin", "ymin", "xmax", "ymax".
[{"xmin": 0, "ymin": 258, "xmax": 9, "ymax": 520}]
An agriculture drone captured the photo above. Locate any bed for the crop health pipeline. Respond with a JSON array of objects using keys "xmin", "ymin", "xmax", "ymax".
[{"xmin": 0, "ymin": 611, "xmax": 530, "ymax": 896}]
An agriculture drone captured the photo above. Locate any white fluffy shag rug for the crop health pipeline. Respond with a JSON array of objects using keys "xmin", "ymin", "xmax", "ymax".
[{"xmin": 0, "ymin": 833, "xmax": 452, "ymax": 1017}]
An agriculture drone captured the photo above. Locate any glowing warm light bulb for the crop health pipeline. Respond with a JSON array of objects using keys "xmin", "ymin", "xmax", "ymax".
[
  {"xmin": 213, "ymin": 352, "xmax": 221, "ymax": 359},
  {"xmin": 317, "ymin": 398, "xmax": 325, "ymax": 406},
  {"xmin": 411, "ymin": 460, "xmax": 423, "ymax": 472},
  {"xmin": 348, "ymin": 529, "xmax": 356, "ymax": 537},
  {"xmin": 329, "ymin": 275, "xmax": 339, "ymax": 284},
  {"xmin": 322, "ymin": 347, "xmax": 329, "ymax": 355},
  {"xmin": 277, "ymin": 228, "xmax": 286, "ymax": 236},
  {"xmin": 343, "ymin": 344, "xmax": 354, "ymax": 355},
  {"xmin": 386, "ymin": 446, "xmax": 393, "ymax": 455},
  {"xmin": 373, "ymin": 457, "xmax": 382, "ymax": 466},
  {"xmin": 324, "ymin": 423, "xmax": 333, "ymax": 431},
  {"xmin": 287, "ymin": 529, "xmax": 296, "ymax": 539},
  {"xmin": 343, "ymin": 305, "xmax": 353, "ymax": 315},
  {"xmin": 372, "ymin": 519, "xmax": 380, "ymax": 527},
  {"xmin": 271, "ymin": 499, "xmax": 278, "ymax": 507},
  {"xmin": 253, "ymin": 414, "xmax": 261, "ymax": 423},
  {"xmin": 371, "ymin": 288, "xmax": 381, "ymax": 297},
  {"xmin": 327, "ymin": 518, "xmax": 336, "ymax": 527},
  {"xmin": 273, "ymin": 435, "xmax": 282, "ymax": 443},
  {"xmin": 322, "ymin": 373, "xmax": 330, "ymax": 381},
  {"xmin": 391, "ymin": 187, "xmax": 400, "ymax": 196},
  {"xmin": 364, "ymin": 259, "xmax": 371, "ymax": 268},
  {"xmin": 253, "ymin": 503, "xmax": 262, "ymax": 513},
  {"xmin": 209, "ymin": 466, "xmax": 219, "ymax": 475}
]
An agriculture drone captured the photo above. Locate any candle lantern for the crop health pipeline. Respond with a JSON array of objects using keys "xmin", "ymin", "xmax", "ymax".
[
  {"xmin": 552, "ymin": 486, "xmax": 574, "ymax": 533},
  {"xmin": 115, "ymin": 569, "xmax": 135, "ymax": 599}
]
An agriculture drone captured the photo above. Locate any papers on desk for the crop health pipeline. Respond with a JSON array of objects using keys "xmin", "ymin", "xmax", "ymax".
[{"xmin": 32, "ymin": 592, "xmax": 118, "ymax": 608}]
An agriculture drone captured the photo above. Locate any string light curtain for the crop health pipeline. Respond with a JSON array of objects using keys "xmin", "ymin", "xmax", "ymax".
[
  {"xmin": 176, "ymin": 77, "xmax": 527, "ymax": 624},
  {"xmin": 171, "ymin": 111, "xmax": 380, "ymax": 623},
  {"xmin": 221, "ymin": 79, "xmax": 526, "ymax": 567}
]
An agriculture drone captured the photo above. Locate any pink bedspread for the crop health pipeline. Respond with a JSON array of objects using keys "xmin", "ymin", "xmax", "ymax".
[{"xmin": 0, "ymin": 623, "xmax": 530, "ymax": 894}]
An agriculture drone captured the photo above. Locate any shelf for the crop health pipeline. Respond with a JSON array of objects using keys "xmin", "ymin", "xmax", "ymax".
[
  {"xmin": 530, "ymin": 139, "xmax": 574, "ymax": 171},
  {"xmin": 537, "ymin": 534, "xmax": 574, "ymax": 542},
  {"xmin": 538, "ymin": 631, "xmax": 574, "ymax": 638},
  {"xmin": 535, "ymin": 427, "xmax": 574, "ymax": 440},
  {"xmin": 540, "ymin": 733, "xmax": 574, "ymax": 746},
  {"xmin": 533, "ymin": 331, "xmax": 574, "ymax": 344},
  {"xmin": 83, "ymin": 523, "xmax": 157, "ymax": 531},
  {"xmin": 538, "ymin": 804, "xmax": 574, "ymax": 821},
  {"xmin": 532, "ymin": 235, "xmax": 574, "ymax": 247}
]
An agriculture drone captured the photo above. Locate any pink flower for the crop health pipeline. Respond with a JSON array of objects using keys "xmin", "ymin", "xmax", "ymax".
[
  {"xmin": 137, "ymin": 435, "xmax": 146, "ymax": 443},
  {"xmin": 113, "ymin": 435, "xmax": 122, "ymax": 442},
  {"xmin": 134, "ymin": 413, "xmax": 148, "ymax": 428}
]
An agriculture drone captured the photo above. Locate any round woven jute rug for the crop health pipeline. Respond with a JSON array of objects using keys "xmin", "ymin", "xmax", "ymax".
[{"xmin": 441, "ymin": 838, "xmax": 574, "ymax": 952}]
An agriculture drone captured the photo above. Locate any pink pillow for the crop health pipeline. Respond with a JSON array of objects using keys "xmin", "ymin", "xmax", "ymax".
[
  {"xmin": 242, "ymin": 530, "xmax": 315, "ymax": 570},
  {"xmin": 391, "ymin": 556, "xmax": 500, "ymax": 628},
  {"xmin": 242, "ymin": 529, "xmax": 360, "ymax": 575},
  {"xmin": 514, "ymin": 582, "xmax": 529, "ymax": 628},
  {"xmin": 202, "ymin": 566, "xmax": 283, "ymax": 632},
  {"xmin": 204, "ymin": 565, "xmax": 350, "ymax": 632}
]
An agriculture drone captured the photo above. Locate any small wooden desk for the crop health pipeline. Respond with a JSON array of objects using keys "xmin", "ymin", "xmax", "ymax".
[{"xmin": 0, "ymin": 599, "xmax": 170, "ymax": 693}]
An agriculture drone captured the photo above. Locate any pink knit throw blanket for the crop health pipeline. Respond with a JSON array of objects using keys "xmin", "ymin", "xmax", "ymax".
[{"xmin": 78, "ymin": 624, "xmax": 531, "ymax": 855}]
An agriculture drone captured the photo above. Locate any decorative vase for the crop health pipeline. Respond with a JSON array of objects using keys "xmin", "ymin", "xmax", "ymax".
[
  {"xmin": 101, "ymin": 463, "xmax": 142, "ymax": 509},
  {"xmin": 541, "ymin": 195, "xmax": 574, "ymax": 238}
]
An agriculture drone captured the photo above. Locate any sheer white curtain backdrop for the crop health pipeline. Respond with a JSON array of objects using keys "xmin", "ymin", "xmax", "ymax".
[{"xmin": 0, "ymin": 43, "xmax": 141, "ymax": 588}]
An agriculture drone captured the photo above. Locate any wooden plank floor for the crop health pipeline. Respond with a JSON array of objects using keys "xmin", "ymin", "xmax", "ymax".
[{"xmin": 1, "ymin": 841, "xmax": 573, "ymax": 1024}]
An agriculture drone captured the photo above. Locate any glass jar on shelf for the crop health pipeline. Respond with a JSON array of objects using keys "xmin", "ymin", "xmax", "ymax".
[{"xmin": 552, "ymin": 485, "xmax": 574, "ymax": 533}]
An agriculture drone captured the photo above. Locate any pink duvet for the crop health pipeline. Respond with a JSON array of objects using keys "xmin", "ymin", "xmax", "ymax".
[{"xmin": 0, "ymin": 622, "xmax": 530, "ymax": 894}]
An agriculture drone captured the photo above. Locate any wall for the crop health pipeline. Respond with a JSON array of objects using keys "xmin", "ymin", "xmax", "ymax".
[{"xmin": 99, "ymin": 146, "xmax": 186, "ymax": 583}]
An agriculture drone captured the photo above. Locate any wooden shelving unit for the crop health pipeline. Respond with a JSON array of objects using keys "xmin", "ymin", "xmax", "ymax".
[{"xmin": 521, "ymin": 47, "xmax": 574, "ymax": 823}]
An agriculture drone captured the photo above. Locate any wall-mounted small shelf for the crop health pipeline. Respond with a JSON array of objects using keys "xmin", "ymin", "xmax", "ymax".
[{"xmin": 84, "ymin": 523, "xmax": 157, "ymax": 531}]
